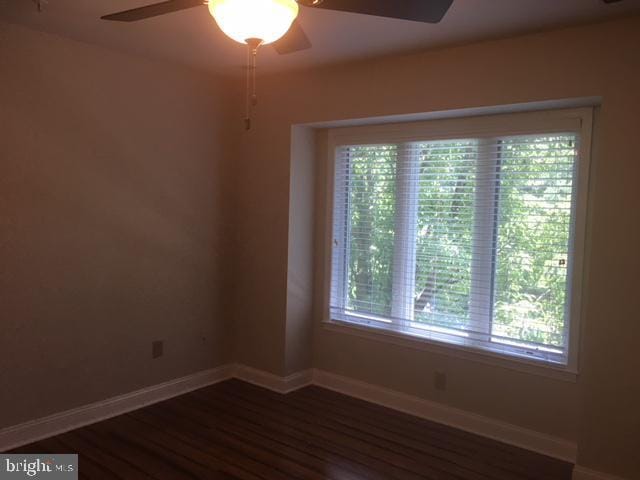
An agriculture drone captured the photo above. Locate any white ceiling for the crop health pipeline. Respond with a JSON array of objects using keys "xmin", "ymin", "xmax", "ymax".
[{"xmin": 2, "ymin": 0, "xmax": 640, "ymax": 75}]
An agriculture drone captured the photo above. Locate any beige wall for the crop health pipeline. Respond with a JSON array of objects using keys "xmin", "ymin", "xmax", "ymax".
[
  {"xmin": 234, "ymin": 16, "xmax": 640, "ymax": 479},
  {"xmin": 0, "ymin": 22, "xmax": 236, "ymax": 428},
  {"xmin": 284, "ymin": 126, "xmax": 316, "ymax": 374}
]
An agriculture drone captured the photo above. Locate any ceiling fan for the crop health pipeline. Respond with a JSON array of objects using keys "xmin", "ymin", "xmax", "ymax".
[
  {"xmin": 101, "ymin": 0, "xmax": 454, "ymax": 128},
  {"xmin": 101, "ymin": 0, "xmax": 454, "ymax": 53}
]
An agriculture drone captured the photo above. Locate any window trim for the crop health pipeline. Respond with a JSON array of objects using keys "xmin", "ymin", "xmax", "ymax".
[{"xmin": 322, "ymin": 108, "xmax": 593, "ymax": 377}]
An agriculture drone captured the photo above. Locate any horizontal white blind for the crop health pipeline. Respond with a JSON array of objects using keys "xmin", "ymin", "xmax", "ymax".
[{"xmin": 330, "ymin": 133, "xmax": 579, "ymax": 365}]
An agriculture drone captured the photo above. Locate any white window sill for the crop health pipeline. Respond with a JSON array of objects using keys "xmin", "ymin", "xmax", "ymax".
[{"xmin": 323, "ymin": 318, "xmax": 578, "ymax": 383}]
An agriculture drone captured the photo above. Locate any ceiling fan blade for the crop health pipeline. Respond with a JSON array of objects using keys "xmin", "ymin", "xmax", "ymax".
[
  {"xmin": 299, "ymin": 0, "xmax": 454, "ymax": 23},
  {"xmin": 272, "ymin": 20, "xmax": 312, "ymax": 55},
  {"xmin": 101, "ymin": 0, "xmax": 205, "ymax": 22}
]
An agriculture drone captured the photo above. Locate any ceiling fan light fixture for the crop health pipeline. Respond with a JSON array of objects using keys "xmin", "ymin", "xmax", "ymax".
[{"xmin": 208, "ymin": 0, "xmax": 299, "ymax": 45}]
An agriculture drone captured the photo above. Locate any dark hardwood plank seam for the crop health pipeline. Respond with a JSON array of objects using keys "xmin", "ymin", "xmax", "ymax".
[{"xmin": 198, "ymin": 383, "xmax": 457, "ymax": 480}]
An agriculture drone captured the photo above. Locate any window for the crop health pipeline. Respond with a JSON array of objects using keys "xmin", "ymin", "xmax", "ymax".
[{"xmin": 327, "ymin": 109, "xmax": 592, "ymax": 369}]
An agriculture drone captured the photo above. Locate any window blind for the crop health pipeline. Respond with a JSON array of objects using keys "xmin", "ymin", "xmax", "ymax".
[{"xmin": 330, "ymin": 133, "xmax": 579, "ymax": 365}]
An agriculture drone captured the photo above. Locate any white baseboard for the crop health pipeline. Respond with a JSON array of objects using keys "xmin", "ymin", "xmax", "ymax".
[
  {"xmin": 233, "ymin": 364, "xmax": 313, "ymax": 394},
  {"xmin": 0, "ymin": 364, "xmax": 234, "ymax": 452},
  {"xmin": 1, "ymin": 363, "xmax": 580, "ymax": 467},
  {"xmin": 572, "ymin": 466, "xmax": 630, "ymax": 480},
  {"xmin": 312, "ymin": 369, "xmax": 577, "ymax": 463}
]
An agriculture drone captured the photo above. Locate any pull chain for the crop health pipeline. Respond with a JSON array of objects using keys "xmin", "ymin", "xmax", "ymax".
[
  {"xmin": 251, "ymin": 45, "xmax": 258, "ymax": 107},
  {"xmin": 245, "ymin": 46, "xmax": 251, "ymax": 130},
  {"xmin": 244, "ymin": 38, "xmax": 263, "ymax": 131}
]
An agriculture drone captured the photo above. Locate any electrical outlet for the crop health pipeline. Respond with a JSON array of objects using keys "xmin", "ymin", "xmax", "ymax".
[
  {"xmin": 434, "ymin": 371, "xmax": 447, "ymax": 391},
  {"xmin": 152, "ymin": 340, "xmax": 164, "ymax": 359}
]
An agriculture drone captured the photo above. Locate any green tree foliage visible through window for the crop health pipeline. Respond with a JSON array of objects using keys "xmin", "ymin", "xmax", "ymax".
[
  {"xmin": 492, "ymin": 135, "xmax": 575, "ymax": 348},
  {"xmin": 347, "ymin": 146, "xmax": 396, "ymax": 317},
  {"xmin": 341, "ymin": 134, "xmax": 576, "ymax": 350},
  {"xmin": 414, "ymin": 141, "xmax": 476, "ymax": 330}
]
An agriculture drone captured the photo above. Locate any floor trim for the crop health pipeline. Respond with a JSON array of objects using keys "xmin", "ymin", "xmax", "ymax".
[
  {"xmin": 1, "ymin": 363, "xmax": 580, "ymax": 466},
  {"xmin": 312, "ymin": 369, "xmax": 577, "ymax": 463},
  {"xmin": 233, "ymin": 364, "xmax": 313, "ymax": 394},
  {"xmin": 572, "ymin": 466, "xmax": 630, "ymax": 480},
  {"xmin": 0, "ymin": 365, "xmax": 234, "ymax": 452}
]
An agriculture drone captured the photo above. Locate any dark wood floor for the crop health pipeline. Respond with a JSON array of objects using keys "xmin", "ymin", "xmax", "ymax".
[{"xmin": 11, "ymin": 379, "xmax": 573, "ymax": 479}]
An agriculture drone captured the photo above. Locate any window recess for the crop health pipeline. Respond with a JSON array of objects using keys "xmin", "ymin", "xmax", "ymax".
[{"xmin": 327, "ymin": 109, "xmax": 591, "ymax": 370}]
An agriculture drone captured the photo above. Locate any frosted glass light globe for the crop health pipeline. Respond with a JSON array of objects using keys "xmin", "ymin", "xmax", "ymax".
[{"xmin": 208, "ymin": 0, "xmax": 299, "ymax": 45}]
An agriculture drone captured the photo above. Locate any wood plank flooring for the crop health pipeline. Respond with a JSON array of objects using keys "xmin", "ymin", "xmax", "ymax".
[{"xmin": 11, "ymin": 379, "xmax": 573, "ymax": 479}]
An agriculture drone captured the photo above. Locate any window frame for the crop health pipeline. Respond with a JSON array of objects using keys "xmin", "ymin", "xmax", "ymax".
[{"xmin": 322, "ymin": 108, "xmax": 593, "ymax": 377}]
